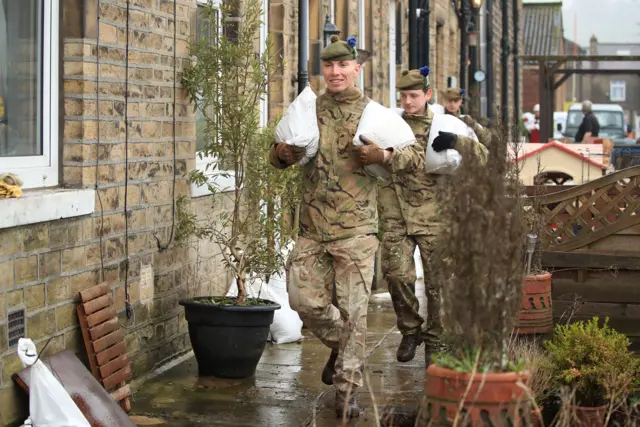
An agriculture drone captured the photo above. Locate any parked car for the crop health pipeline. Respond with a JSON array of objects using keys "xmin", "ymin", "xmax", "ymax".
[{"xmin": 563, "ymin": 104, "xmax": 635, "ymax": 145}]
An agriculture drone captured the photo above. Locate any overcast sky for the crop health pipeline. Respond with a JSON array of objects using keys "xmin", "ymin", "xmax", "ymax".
[{"xmin": 523, "ymin": 0, "xmax": 640, "ymax": 46}]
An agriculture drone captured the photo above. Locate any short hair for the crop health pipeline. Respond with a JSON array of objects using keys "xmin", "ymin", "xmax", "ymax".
[{"xmin": 582, "ymin": 100, "xmax": 593, "ymax": 112}]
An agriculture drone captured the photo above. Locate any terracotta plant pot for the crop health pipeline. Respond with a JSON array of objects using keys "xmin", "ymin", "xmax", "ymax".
[
  {"xmin": 422, "ymin": 364, "xmax": 531, "ymax": 426},
  {"xmin": 514, "ymin": 272, "xmax": 553, "ymax": 334},
  {"xmin": 569, "ymin": 404, "xmax": 607, "ymax": 427},
  {"xmin": 531, "ymin": 407, "xmax": 544, "ymax": 427}
]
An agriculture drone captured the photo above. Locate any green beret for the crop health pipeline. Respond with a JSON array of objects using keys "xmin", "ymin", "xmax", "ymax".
[
  {"xmin": 320, "ymin": 35, "xmax": 358, "ymax": 62},
  {"xmin": 442, "ymin": 88, "xmax": 465, "ymax": 101},
  {"xmin": 396, "ymin": 66, "xmax": 430, "ymax": 90}
]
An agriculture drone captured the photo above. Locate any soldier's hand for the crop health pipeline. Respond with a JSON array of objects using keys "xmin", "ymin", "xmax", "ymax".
[
  {"xmin": 432, "ymin": 131, "xmax": 457, "ymax": 152},
  {"xmin": 274, "ymin": 143, "xmax": 305, "ymax": 166},
  {"xmin": 353, "ymin": 135, "xmax": 387, "ymax": 165},
  {"xmin": 462, "ymin": 115, "xmax": 477, "ymax": 129}
]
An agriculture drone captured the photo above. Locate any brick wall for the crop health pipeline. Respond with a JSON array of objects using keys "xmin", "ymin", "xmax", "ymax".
[{"xmin": 0, "ymin": 1, "xmax": 234, "ymax": 424}]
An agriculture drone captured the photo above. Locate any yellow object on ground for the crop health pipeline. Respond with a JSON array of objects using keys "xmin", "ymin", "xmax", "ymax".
[{"xmin": 0, "ymin": 173, "xmax": 24, "ymax": 199}]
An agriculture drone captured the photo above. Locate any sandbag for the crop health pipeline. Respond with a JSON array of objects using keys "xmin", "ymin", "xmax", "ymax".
[
  {"xmin": 274, "ymin": 86, "xmax": 319, "ymax": 166},
  {"xmin": 426, "ymin": 114, "xmax": 479, "ymax": 175},
  {"xmin": 227, "ymin": 272, "xmax": 303, "ymax": 345},
  {"xmin": 17, "ymin": 338, "xmax": 91, "ymax": 427},
  {"xmin": 353, "ymin": 101, "xmax": 416, "ymax": 178},
  {"xmin": 414, "ymin": 247, "xmax": 423, "ymax": 279}
]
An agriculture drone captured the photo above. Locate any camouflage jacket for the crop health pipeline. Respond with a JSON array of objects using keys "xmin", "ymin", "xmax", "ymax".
[
  {"xmin": 271, "ymin": 87, "xmax": 423, "ymax": 242},
  {"xmin": 379, "ymin": 107, "xmax": 488, "ymax": 236},
  {"xmin": 445, "ymin": 110, "xmax": 493, "ymax": 147}
]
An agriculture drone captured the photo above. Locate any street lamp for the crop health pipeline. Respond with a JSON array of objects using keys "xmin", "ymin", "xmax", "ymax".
[
  {"xmin": 471, "ymin": 0, "xmax": 483, "ymax": 7},
  {"xmin": 323, "ymin": 15, "xmax": 340, "ymax": 47}
]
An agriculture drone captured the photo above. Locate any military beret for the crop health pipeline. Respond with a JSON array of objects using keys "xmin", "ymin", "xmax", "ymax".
[
  {"xmin": 320, "ymin": 35, "xmax": 358, "ymax": 62},
  {"xmin": 396, "ymin": 66, "xmax": 430, "ymax": 90},
  {"xmin": 442, "ymin": 88, "xmax": 465, "ymax": 102}
]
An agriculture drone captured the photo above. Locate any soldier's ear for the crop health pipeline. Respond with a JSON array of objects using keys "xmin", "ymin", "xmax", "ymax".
[{"xmin": 354, "ymin": 63, "xmax": 361, "ymax": 74}]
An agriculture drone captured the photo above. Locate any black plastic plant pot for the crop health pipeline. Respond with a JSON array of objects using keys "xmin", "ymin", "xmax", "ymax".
[{"xmin": 179, "ymin": 297, "xmax": 281, "ymax": 378}]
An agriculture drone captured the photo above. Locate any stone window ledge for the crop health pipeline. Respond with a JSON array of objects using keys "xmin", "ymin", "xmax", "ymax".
[{"xmin": 0, "ymin": 188, "xmax": 96, "ymax": 229}]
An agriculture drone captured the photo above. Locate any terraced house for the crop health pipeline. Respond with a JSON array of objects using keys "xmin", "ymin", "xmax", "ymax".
[{"xmin": 0, "ymin": 0, "xmax": 522, "ymax": 424}]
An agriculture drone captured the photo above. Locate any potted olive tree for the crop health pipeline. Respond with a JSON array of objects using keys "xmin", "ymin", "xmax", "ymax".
[
  {"xmin": 178, "ymin": 0, "xmax": 300, "ymax": 378},
  {"xmin": 422, "ymin": 123, "xmax": 530, "ymax": 425}
]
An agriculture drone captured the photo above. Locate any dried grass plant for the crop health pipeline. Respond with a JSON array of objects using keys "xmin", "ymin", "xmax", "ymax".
[{"xmin": 429, "ymin": 116, "xmax": 527, "ymax": 369}]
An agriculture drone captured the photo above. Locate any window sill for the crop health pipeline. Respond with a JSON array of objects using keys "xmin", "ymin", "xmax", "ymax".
[
  {"xmin": 190, "ymin": 174, "xmax": 236, "ymax": 198},
  {"xmin": 0, "ymin": 188, "xmax": 96, "ymax": 229}
]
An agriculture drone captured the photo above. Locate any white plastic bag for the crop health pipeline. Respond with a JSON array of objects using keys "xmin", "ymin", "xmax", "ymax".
[
  {"xmin": 353, "ymin": 101, "xmax": 416, "ymax": 178},
  {"xmin": 430, "ymin": 104, "xmax": 445, "ymax": 115},
  {"xmin": 226, "ymin": 267, "xmax": 303, "ymax": 345},
  {"xmin": 264, "ymin": 272, "xmax": 303, "ymax": 344},
  {"xmin": 17, "ymin": 338, "xmax": 91, "ymax": 427},
  {"xmin": 426, "ymin": 114, "xmax": 479, "ymax": 175},
  {"xmin": 274, "ymin": 86, "xmax": 320, "ymax": 166},
  {"xmin": 414, "ymin": 247, "xmax": 423, "ymax": 279}
]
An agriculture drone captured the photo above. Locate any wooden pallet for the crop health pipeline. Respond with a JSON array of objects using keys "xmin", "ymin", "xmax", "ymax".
[{"xmin": 77, "ymin": 282, "xmax": 132, "ymax": 412}]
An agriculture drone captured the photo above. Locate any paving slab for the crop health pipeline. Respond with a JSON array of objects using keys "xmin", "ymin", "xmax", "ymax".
[{"xmin": 131, "ymin": 293, "xmax": 427, "ymax": 426}]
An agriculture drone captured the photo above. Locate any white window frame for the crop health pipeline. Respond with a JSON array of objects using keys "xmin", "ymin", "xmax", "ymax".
[
  {"xmin": 191, "ymin": 0, "xmax": 268, "ymax": 197},
  {"xmin": 610, "ymin": 80, "xmax": 626, "ymax": 102},
  {"xmin": 0, "ymin": 0, "xmax": 59, "ymax": 189}
]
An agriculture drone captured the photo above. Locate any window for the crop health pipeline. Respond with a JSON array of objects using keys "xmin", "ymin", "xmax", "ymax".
[
  {"xmin": 191, "ymin": 0, "xmax": 268, "ymax": 197},
  {"xmin": 0, "ymin": 0, "xmax": 59, "ymax": 189},
  {"xmin": 610, "ymin": 80, "xmax": 626, "ymax": 102}
]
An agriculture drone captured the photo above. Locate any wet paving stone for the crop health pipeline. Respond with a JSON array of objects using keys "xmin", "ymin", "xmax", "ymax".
[{"xmin": 131, "ymin": 291, "xmax": 426, "ymax": 426}]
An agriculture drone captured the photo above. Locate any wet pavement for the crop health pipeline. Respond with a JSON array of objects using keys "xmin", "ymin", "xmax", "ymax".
[{"xmin": 130, "ymin": 282, "xmax": 428, "ymax": 426}]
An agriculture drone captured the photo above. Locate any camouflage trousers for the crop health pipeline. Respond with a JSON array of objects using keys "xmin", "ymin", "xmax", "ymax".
[
  {"xmin": 287, "ymin": 234, "xmax": 378, "ymax": 393},
  {"xmin": 381, "ymin": 232, "xmax": 442, "ymax": 346}
]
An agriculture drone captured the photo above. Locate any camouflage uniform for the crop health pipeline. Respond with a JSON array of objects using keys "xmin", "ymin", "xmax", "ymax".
[
  {"xmin": 442, "ymin": 88, "xmax": 493, "ymax": 147},
  {"xmin": 272, "ymin": 86, "xmax": 423, "ymax": 394},
  {"xmin": 380, "ymin": 104, "xmax": 488, "ymax": 350}
]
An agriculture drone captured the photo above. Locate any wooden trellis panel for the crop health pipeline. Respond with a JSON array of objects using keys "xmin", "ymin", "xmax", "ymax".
[
  {"xmin": 77, "ymin": 282, "xmax": 132, "ymax": 412},
  {"xmin": 530, "ymin": 166, "xmax": 640, "ymax": 252}
]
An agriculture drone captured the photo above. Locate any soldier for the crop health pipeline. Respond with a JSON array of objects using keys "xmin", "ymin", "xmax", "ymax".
[
  {"xmin": 270, "ymin": 35, "xmax": 423, "ymax": 418},
  {"xmin": 442, "ymin": 88, "xmax": 492, "ymax": 146},
  {"xmin": 382, "ymin": 69, "xmax": 488, "ymax": 363}
]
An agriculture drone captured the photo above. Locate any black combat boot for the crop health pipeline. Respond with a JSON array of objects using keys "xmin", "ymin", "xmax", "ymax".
[
  {"xmin": 397, "ymin": 333, "xmax": 422, "ymax": 362},
  {"xmin": 321, "ymin": 349, "xmax": 339, "ymax": 385},
  {"xmin": 335, "ymin": 390, "xmax": 361, "ymax": 418}
]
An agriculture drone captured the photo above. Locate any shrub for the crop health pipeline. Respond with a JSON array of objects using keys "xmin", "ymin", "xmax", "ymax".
[{"xmin": 544, "ymin": 317, "xmax": 640, "ymax": 407}]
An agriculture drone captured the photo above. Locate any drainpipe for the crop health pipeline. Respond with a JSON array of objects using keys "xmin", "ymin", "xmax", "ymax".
[
  {"xmin": 486, "ymin": 0, "xmax": 493, "ymax": 119},
  {"xmin": 409, "ymin": 0, "xmax": 418, "ymax": 69},
  {"xmin": 500, "ymin": 0, "xmax": 509, "ymax": 125},
  {"xmin": 512, "ymin": 0, "xmax": 520, "ymax": 123},
  {"xmin": 418, "ymin": 0, "xmax": 430, "ymax": 67},
  {"xmin": 460, "ymin": 0, "xmax": 469, "ymax": 94},
  {"xmin": 298, "ymin": 0, "xmax": 309, "ymax": 94}
]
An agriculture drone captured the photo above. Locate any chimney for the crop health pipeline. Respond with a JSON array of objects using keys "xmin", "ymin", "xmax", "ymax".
[{"xmin": 590, "ymin": 35, "xmax": 598, "ymax": 69}]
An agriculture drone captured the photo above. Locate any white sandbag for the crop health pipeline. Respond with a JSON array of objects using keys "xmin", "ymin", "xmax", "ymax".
[
  {"xmin": 353, "ymin": 101, "xmax": 416, "ymax": 178},
  {"xmin": 426, "ymin": 114, "xmax": 479, "ymax": 175},
  {"xmin": 265, "ymin": 272, "xmax": 303, "ymax": 344},
  {"xmin": 227, "ymin": 272, "xmax": 303, "ymax": 345},
  {"xmin": 430, "ymin": 104, "xmax": 445, "ymax": 115},
  {"xmin": 414, "ymin": 247, "xmax": 423, "ymax": 279},
  {"xmin": 18, "ymin": 338, "xmax": 91, "ymax": 427},
  {"xmin": 274, "ymin": 86, "xmax": 319, "ymax": 166}
]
